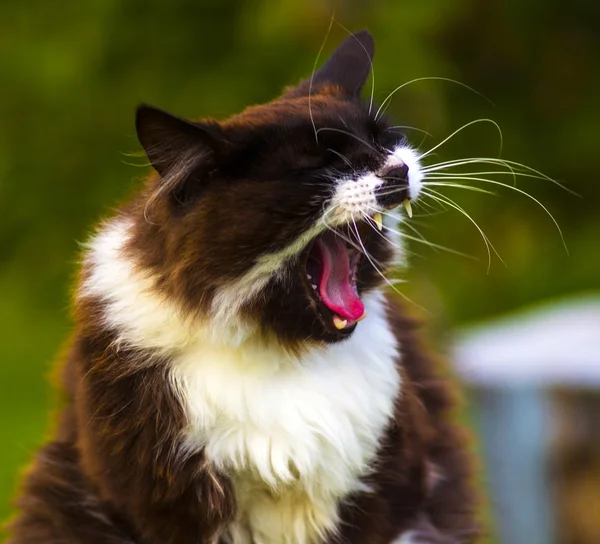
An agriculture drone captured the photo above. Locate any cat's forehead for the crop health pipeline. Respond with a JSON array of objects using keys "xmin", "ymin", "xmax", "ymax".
[
  {"xmin": 224, "ymin": 94, "xmax": 377, "ymax": 136},
  {"xmin": 214, "ymin": 95, "xmax": 385, "ymax": 176}
]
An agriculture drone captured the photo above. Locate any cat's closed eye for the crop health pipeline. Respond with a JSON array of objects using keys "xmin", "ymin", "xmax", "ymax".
[{"xmin": 376, "ymin": 128, "xmax": 407, "ymax": 152}]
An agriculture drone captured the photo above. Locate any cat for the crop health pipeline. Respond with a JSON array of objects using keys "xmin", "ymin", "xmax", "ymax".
[{"xmin": 6, "ymin": 31, "xmax": 479, "ymax": 544}]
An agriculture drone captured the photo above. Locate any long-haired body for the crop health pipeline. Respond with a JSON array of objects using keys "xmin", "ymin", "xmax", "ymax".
[{"xmin": 7, "ymin": 32, "xmax": 479, "ymax": 544}]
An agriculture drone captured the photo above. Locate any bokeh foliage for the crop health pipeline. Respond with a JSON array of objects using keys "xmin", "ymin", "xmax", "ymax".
[{"xmin": 1, "ymin": 0, "xmax": 598, "ymax": 533}]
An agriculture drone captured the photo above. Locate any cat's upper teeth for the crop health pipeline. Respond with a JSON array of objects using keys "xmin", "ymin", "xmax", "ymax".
[
  {"xmin": 373, "ymin": 212, "xmax": 383, "ymax": 231},
  {"xmin": 403, "ymin": 199, "xmax": 413, "ymax": 218}
]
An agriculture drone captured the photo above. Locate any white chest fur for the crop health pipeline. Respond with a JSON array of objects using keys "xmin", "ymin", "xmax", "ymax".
[
  {"xmin": 82, "ymin": 223, "xmax": 400, "ymax": 543},
  {"xmin": 170, "ymin": 292, "xmax": 400, "ymax": 543}
]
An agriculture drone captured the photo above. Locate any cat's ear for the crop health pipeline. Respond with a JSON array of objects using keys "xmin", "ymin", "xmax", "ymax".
[
  {"xmin": 136, "ymin": 104, "xmax": 225, "ymax": 179},
  {"xmin": 290, "ymin": 30, "xmax": 374, "ymax": 98}
]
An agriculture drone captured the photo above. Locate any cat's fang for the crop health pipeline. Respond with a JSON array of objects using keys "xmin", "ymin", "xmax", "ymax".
[
  {"xmin": 402, "ymin": 199, "xmax": 413, "ymax": 218},
  {"xmin": 373, "ymin": 213, "xmax": 383, "ymax": 231},
  {"xmin": 333, "ymin": 315, "xmax": 348, "ymax": 330}
]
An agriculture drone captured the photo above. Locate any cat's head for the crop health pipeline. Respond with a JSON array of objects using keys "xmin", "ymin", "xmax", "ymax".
[{"xmin": 129, "ymin": 31, "xmax": 423, "ymax": 347}]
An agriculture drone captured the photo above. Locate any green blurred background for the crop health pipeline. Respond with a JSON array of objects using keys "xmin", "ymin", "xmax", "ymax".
[{"xmin": 1, "ymin": 0, "xmax": 599, "ymax": 540}]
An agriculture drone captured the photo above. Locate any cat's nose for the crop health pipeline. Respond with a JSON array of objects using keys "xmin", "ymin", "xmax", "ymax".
[{"xmin": 375, "ymin": 163, "xmax": 409, "ymax": 208}]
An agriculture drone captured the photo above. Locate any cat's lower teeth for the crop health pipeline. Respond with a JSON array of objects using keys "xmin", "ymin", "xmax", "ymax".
[{"xmin": 333, "ymin": 315, "xmax": 348, "ymax": 330}]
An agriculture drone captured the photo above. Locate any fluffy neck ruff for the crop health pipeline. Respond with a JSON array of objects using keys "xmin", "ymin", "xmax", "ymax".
[{"xmin": 80, "ymin": 218, "xmax": 401, "ymax": 543}]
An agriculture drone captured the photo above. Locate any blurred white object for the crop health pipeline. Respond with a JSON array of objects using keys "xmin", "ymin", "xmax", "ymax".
[
  {"xmin": 452, "ymin": 293, "xmax": 600, "ymax": 544},
  {"xmin": 453, "ymin": 293, "xmax": 600, "ymax": 387}
]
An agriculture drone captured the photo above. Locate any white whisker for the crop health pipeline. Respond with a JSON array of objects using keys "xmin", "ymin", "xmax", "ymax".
[
  {"xmin": 385, "ymin": 125, "xmax": 432, "ymax": 138},
  {"xmin": 361, "ymin": 214, "xmax": 404, "ymax": 250},
  {"xmin": 423, "ymin": 159, "xmax": 577, "ymax": 196},
  {"xmin": 423, "ymin": 159, "xmax": 520, "ymax": 186},
  {"xmin": 422, "ymin": 182, "xmax": 496, "ymax": 195},
  {"xmin": 327, "ymin": 148, "xmax": 354, "ymax": 169},
  {"xmin": 421, "ymin": 188, "xmax": 503, "ymax": 272},
  {"xmin": 309, "ymin": 18, "xmax": 334, "ymax": 144},
  {"xmin": 423, "ymin": 176, "xmax": 568, "ymax": 253},
  {"xmin": 365, "ymin": 206, "xmax": 475, "ymax": 259},
  {"xmin": 418, "ymin": 119, "xmax": 504, "ymax": 161},
  {"xmin": 375, "ymin": 77, "xmax": 493, "ymax": 122},
  {"xmin": 350, "ymin": 218, "xmax": 423, "ymax": 310},
  {"xmin": 322, "ymin": 207, "xmax": 389, "ymax": 269},
  {"xmin": 316, "ymin": 127, "xmax": 383, "ymax": 157}
]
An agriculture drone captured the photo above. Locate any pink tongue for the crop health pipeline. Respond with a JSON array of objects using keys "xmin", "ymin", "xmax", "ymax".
[{"xmin": 315, "ymin": 235, "xmax": 365, "ymax": 321}]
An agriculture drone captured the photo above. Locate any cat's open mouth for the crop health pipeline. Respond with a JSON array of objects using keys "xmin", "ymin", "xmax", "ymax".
[{"xmin": 304, "ymin": 229, "xmax": 366, "ymax": 333}]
